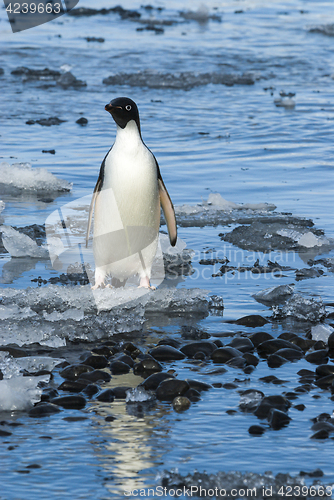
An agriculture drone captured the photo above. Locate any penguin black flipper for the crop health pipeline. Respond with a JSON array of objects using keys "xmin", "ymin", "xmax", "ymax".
[
  {"xmin": 86, "ymin": 151, "xmax": 108, "ymax": 248},
  {"xmin": 155, "ymin": 158, "xmax": 177, "ymax": 247}
]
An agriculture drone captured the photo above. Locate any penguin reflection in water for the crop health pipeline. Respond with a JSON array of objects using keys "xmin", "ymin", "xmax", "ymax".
[{"xmin": 86, "ymin": 97, "xmax": 177, "ymax": 290}]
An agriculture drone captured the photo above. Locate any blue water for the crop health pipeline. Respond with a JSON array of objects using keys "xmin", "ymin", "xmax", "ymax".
[{"xmin": 0, "ymin": 0, "xmax": 334, "ymax": 498}]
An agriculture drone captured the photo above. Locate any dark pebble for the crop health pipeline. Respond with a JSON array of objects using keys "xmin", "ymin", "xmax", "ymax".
[
  {"xmin": 112, "ymin": 387, "xmax": 132, "ymax": 399},
  {"xmin": 328, "ymin": 332, "xmax": 334, "ymax": 350},
  {"xmin": 41, "ymin": 388, "xmax": 59, "ymax": 401},
  {"xmin": 115, "ymin": 354, "xmax": 134, "ymax": 367},
  {"xmin": 223, "ymin": 382, "xmax": 238, "ymax": 390},
  {"xmin": 58, "ymin": 380, "xmax": 89, "ymax": 392},
  {"xmin": 274, "ymin": 348, "xmax": 304, "ymax": 361},
  {"xmin": 186, "ymin": 379, "xmax": 212, "ymax": 392},
  {"xmin": 96, "ymin": 389, "xmax": 115, "ymax": 402},
  {"xmin": 42, "ymin": 149, "xmax": 56, "ymax": 154},
  {"xmin": 316, "ymin": 364, "xmax": 334, "ymax": 377},
  {"xmin": 285, "ymin": 392, "xmax": 299, "ymax": 400},
  {"xmin": 227, "ymin": 338, "xmax": 254, "ymax": 353},
  {"xmin": 110, "ymin": 360, "xmax": 131, "ymax": 374},
  {"xmin": 29, "ymin": 403, "xmax": 61, "ymax": 418},
  {"xmin": 267, "ymin": 354, "xmax": 289, "ymax": 368},
  {"xmin": 193, "ymin": 351, "xmax": 206, "ymax": 360},
  {"xmin": 233, "ymin": 314, "xmax": 269, "ymax": 327},
  {"xmin": 313, "ymin": 341, "xmax": 327, "ymax": 351},
  {"xmin": 305, "ymin": 350, "xmax": 329, "ymax": 365},
  {"xmin": 133, "ymin": 358, "xmax": 162, "ymax": 375},
  {"xmin": 184, "ymin": 388, "xmax": 201, "ymax": 401},
  {"xmin": 243, "ymin": 353, "xmax": 259, "ymax": 366},
  {"xmin": 78, "ymin": 370, "xmax": 111, "ymax": 383},
  {"xmin": 310, "ymin": 430, "xmax": 329, "ymax": 439},
  {"xmin": 293, "ymin": 404, "xmax": 306, "ymax": 411},
  {"xmin": 259, "ymin": 375, "xmax": 286, "ymax": 384},
  {"xmin": 257, "ymin": 339, "xmax": 303, "ymax": 356},
  {"xmin": 81, "ymin": 355, "xmax": 109, "ymax": 369},
  {"xmin": 180, "ymin": 341, "xmax": 217, "ymax": 358},
  {"xmin": 181, "ymin": 326, "xmax": 210, "ymax": 340},
  {"xmin": 254, "ymin": 395, "xmax": 290, "ymax": 419},
  {"xmin": 248, "ymin": 425, "xmax": 266, "ymax": 435},
  {"xmin": 60, "ymin": 364, "xmax": 93, "ymax": 381},
  {"xmin": 157, "ymin": 338, "xmax": 181, "ymax": 349},
  {"xmin": 105, "ymin": 415, "xmax": 116, "ymax": 422},
  {"xmin": 311, "ymin": 421, "xmax": 334, "ymax": 433},
  {"xmin": 0, "ymin": 429, "xmax": 12, "ymax": 436},
  {"xmin": 300, "ymin": 468, "xmax": 324, "ymax": 477},
  {"xmin": 149, "ymin": 345, "xmax": 186, "ymax": 361},
  {"xmin": 92, "ymin": 346, "xmax": 112, "ymax": 357},
  {"xmin": 172, "ymin": 396, "xmax": 191, "ymax": 412},
  {"xmin": 76, "ymin": 117, "xmax": 88, "ymax": 125},
  {"xmin": 315, "ymin": 374, "xmax": 334, "ymax": 389},
  {"xmin": 248, "ymin": 331, "xmax": 273, "ymax": 347},
  {"xmin": 85, "ymin": 37, "xmax": 105, "ymax": 42},
  {"xmin": 140, "ymin": 372, "xmax": 174, "ymax": 391},
  {"xmin": 156, "ymin": 379, "xmax": 190, "ymax": 401},
  {"xmin": 213, "ymin": 340, "xmax": 224, "ymax": 348},
  {"xmin": 268, "ymin": 408, "xmax": 291, "ymax": 430},
  {"xmin": 211, "ymin": 347, "xmax": 243, "ymax": 363},
  {"xmin": 298, "ymin": 368, "xmax": 315, "ymax": 377},
  {"xmin": 121, "ymin": 342, "xmax": 142, "ymax": 357},
  {"xmin": 81, "ymin": 384, "xmax": 100, "ymax": 397},
  {"xmin": 50, "ymin": 396, "xmax": 86, "ymax": 410}
]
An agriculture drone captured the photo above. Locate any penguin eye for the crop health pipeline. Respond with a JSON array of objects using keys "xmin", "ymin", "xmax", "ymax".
[{"xmin": 125, "ymin": 105, "xmax": 132, "ymax": 111}]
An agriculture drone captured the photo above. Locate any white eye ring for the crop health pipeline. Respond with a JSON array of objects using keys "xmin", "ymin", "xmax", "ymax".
[{"xmin": 125, "ymin": 105, "xmax": 132, "ymax": 111}]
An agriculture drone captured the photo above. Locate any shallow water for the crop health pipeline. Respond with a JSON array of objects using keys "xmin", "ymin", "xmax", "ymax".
[{"xmin": 1, "ymin": 0, "xmax": 334, "ymax": 498}]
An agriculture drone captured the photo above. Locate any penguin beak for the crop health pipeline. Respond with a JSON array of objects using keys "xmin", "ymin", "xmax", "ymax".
[{"xmin": 105, "ymin": 103, "xmax": 121, "ymax": 113}]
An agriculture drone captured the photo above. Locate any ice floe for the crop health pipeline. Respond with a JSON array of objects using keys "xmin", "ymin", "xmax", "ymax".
[
  {"xmin": 103, "ymin": 70, "xmax": 257, "ymax": 90},
  {"xmin": 253, "ymin": 284, "xmax": 294, "ymax": 304},
  {"xmin": 1, "ymin": 226, "xmax": 49, "ymax": 258},
  {"xmin": 0, "ymin": 285, "xmax": 222, "ymax": 345},
  {"xmin": 272, "ymin": 293, "xmax": 327, "ymax": 323},
  {"xmin": 0, "ymin": 352, "xmax": 63, "ymax": 412},
  {"xmin": 311, "ymin": 324, "xmax": 334, "ymax": 343},
  {"xmin": 0, "ymin": 162, "xmax": 72, "ymax": 194}
]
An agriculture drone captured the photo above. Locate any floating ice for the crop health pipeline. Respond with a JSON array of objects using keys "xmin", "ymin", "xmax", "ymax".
[
  {"xmin": 175, "ymin": 194, "xmax": 277, "ymax": 227},
  {"xmin": 0, "ymin": 304, "xmax": 37, "ymax": 320},
  {"xmin": 0, "ymin": 285, "xmax": 218, "ymax": 345},
  {"xmin": 272, "ymin": 293, "xmax": 326, "ymax": 322},
  {"xmin": 125, "ymin": 387, "xmax": 155, "ymax": 403},
  {"xmin": 277, "ymin": 229, "xmax": 329, "ymax": 248},
  {"xmin": 0, "ymin": 376, "xmax": 49, "ymax": 411},
  {"xmin": 1, "ymin": 226, "xmax": 49, "ymax": 258},
  {"xmin": 0, "ymin": 162, "xmax": 72, "ymax": 194},
  {"xmin": 0, "ymin": 352, "xmax": 56, "ymax": 411},
  {"xmin": 311, "ymin": 324, "xmax": 334, "ymax": 343},
  {"xmin": 223, "ymin": 220, "xmax": 333, "ymax": 252},
  {"xmin": 103, "ymin": 70, "xmax": 256, "ymax": 90},
  {"xmin": 253, "ymin": 284, "xmax": 294, "ymax": 304}
]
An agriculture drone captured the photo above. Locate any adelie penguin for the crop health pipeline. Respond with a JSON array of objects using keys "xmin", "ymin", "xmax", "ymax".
[{"xmin": 86, "ymin": 97, "xmax": 177, "ymax": 290}]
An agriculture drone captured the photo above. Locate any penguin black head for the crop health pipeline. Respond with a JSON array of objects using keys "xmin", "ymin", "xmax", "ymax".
[{"xmin": 105, "ymin": 97, "xmax": 141, "ymax": 133}]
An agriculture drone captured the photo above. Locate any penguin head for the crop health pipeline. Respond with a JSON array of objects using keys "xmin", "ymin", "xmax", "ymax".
[{"xmin": 105, "ymin": 97, "xmax": 141, "ymax": 133}]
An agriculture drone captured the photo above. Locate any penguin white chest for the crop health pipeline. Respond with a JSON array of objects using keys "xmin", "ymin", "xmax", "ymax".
[{"xmin": 93, "ymin": 121, "xmax": 160, "ymax": 282}]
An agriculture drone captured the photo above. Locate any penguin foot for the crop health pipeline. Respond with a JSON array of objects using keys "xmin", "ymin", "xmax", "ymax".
[
  {"xmin": 91, "ymin": 282, "xmax": 113, "ymax": 290},
  {"xmin": 138, "ymin": 276, "xmax": 155, "ymax": 290}
]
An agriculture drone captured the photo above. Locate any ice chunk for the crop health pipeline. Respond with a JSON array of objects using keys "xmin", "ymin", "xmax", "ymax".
[
  {"xmin": 0, "ymin": 162, "xmax": 72, "ymax": 193},
  {"xmin": 1, "ymin": 226, "xmax": 49, "ymax": 258},
  {"xmin": 253, "ymin": 284, "xmax": 294, "ymax": 304},
  {"xmin": 0, "ymin": 353, "xmax": 55, "ymax": 411},
  {"xmin": 239, "ymin": 389, "xmax": 264, "ymax": 411},
  {"xmin": 125, "ymin": 387, "xmax": 155, "ymax": 403},
  {"xmin": 273, "ymin": 293, "xmax": 326, "ymax": 322},
  {"xmin": 207, "ymin": 193, "xmax": 239, "ymax": 211},
  {"xmin": 43, "ymin": 309, "xmax": 84, "ymax": 322},
  {"xmin": 0, "ymin": 304, "xmax": 37, "ymax": 320},
  {"xmin": 0, "ymin": 376, "xmax": 49, "ymax": 411},
  {"xmin": 0, "ymin": 285, "xmax": 217, "ymax": 344},
  {"xmin": 311, "ymin": 324, "xmax": 334, "ymax": 342}
]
